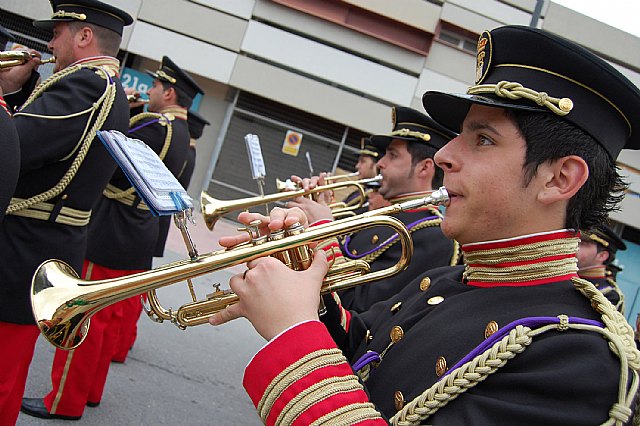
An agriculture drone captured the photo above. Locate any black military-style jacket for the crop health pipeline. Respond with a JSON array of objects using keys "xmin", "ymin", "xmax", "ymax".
[
  {"xmin": 589, "ymin": 276, "xmax": 624, "ymax": 312},
  {"xmin": 154, "ymin": 146, "xmax": 195, "ymax": 257},
  {"xmin": 337, "ymin": 206, "xmax": 457, "ymax": 312},
  {"xmin": 323, "ymin": 266, "xmax": 626, "ymax": 423},
  {"xmin": 0, "ymin": 62, "xmax": 129, "ymax": 324},
  {"xmin": 0, "ymin": 106, "xmax": 19, "ymax": 222},
  {"xmin": 86, "ymin": 110, "xmax": 190, "ymax": 270}
]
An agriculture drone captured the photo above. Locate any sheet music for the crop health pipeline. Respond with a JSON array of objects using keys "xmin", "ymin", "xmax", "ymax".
[
  {"xmin": 245, "ymin": 134, "xmax": 266, "ymax": 179},
  {"xmin": 97, "ymin": 130, "xmax": 193, "ymax": 216}
]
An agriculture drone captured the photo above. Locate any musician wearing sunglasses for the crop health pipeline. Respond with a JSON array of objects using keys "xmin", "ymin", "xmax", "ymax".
[
  {"xmin": 212, "ymin": 25, "xmax": 640, "ymax": 424},
  {"xmin": 288, "ymin": 107, "xmax": 460, "ymax": 313}
]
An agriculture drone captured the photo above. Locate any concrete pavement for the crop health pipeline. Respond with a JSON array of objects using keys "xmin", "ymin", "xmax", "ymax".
[{"xmin": 18, "ymin": 214, "xmax": 265, "ymax": 425}]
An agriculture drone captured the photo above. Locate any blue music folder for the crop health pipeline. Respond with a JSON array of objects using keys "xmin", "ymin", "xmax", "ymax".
[{"xmin": 97, "ymin": 130, "xmax": 193, "ymax": 216}]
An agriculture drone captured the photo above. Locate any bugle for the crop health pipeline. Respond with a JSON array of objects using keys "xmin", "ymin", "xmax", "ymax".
[
  {"xmin": 127, "ymin": 93, "xmax": 149, "ymax": 104},
  {"xmin": 202, "ymin": 178, "xmax": 378, "ymax": 230},
  {"xmin": 31, "ymin": 188, "xmax": 449, "ymax": 350},
  {"xmin": 275, "ymin": 175, "xmax": 382, "ymax": 218},
  {"xmin": 324, "ymin": 172, "xmax": 359, "ymax": 183},
  {"xmin": 0, "ymin": 51, "xmax": 55, "ymax": 69}
]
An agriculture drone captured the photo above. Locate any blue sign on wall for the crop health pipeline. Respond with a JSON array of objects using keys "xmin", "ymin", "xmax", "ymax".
[{"xmin": 121, "ymin": 67, "xmax": 202, "ymax": 111}]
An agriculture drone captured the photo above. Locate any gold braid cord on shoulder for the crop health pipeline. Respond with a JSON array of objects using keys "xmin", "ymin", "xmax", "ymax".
[
  {"xmin": 7, "ymin": 64, "xmax": 117, "ymax": 215},
  {"xmin": 390, "ymin": 278, "xmax": 640, "ymax": 426},
  {"xmin": 103, "ymin": 112, "xmax": 173, "ymax": 200}
]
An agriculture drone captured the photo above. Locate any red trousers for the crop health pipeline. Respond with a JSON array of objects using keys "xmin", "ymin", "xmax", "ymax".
[
  {"xmin": 44, "ymin": 261, "xmax": 142, "ymax": 417},
  {"xmin": 112, "ymin": 293, "xmax": 145, "ymax": 363},
  {"xmin": 0, "ymin": 322, "xmax": 40, "ymax": 425}
]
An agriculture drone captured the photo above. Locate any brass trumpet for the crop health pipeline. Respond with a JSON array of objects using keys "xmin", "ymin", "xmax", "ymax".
[
  {"xmin": 202, "ymin": 177, "xmax": 381, "ymax": 231},
  {"xmin": 0, "ymin": 51, "xmax": 55, "ymax": 69},
  {"xmin": 31, "ymin": 188, "xmax": 449, "ymax": 350},
  {"xmin": 127, "ymin": 94, "xmax": 149, "ymax": 104},
  {"xmin": 324, "ymin": 172, "xmax": 359, "ymax": 183},
  {"xmin": 274, "ymin": 175, "xmax": 382, "ymax": 219}
]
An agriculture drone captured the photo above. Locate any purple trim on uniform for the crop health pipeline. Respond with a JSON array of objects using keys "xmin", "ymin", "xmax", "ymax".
[
  {"xmin": 351, "ymin": 316, "xmax": 604, "ymax": 380},
  {"xmin": 439, "ymin": 316, "xmax": 604, "ymax": 382},
  {"xmin": 128, "ymin": 118, "xmax": 160, "ymax": 133},
  {"xmin": 343, "ymin": 215, "xmax": 440, "ymax": 260},
  {"xmin": 352, "ymin": 351, "xmax": 381, "ymax": 372}
]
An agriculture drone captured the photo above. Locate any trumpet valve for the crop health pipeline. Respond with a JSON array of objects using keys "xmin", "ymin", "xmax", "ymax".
[{"xmin": 238, "ymin": 219, "xmax": 268, "ymax": 246}]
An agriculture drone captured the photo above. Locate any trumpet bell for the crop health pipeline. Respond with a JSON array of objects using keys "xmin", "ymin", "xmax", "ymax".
[{"xmin": 32, "ymin": 260, "xmax": 90, "ymax": 349}]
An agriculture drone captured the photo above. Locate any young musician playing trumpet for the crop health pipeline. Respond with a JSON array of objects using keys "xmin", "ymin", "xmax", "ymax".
[
  {"xmin": 287, "ymin": 107, "xmax": 460, "ymax": 313},
  {"xmin": 211, "ymin": 25, "xmax": 640, "ymax": 424}
]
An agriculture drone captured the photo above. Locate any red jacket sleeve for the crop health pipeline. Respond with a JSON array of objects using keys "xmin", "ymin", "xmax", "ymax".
[{"xmin": 243, "ymin": 321, "xmax": 385, "ymax": 425}]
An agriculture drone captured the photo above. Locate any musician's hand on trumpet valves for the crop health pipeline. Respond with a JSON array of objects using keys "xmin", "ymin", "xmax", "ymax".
[
  {"xmin": 210, "ymin": 208, "xmax": 329, "ymax": 341},
  {"xmin": 217, "ymin": 206, "xmax": 312, "ymax": 249},
  {"xmin": 286, "ymin": 173, "xmax": 335, "ymax": 223}
]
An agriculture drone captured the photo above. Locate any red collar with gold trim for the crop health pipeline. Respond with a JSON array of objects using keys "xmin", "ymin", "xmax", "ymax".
[
  {"xmin": 462, "ymin": 230, "xmax": 579, "ymax": 287},
  {"xmin": 578, "ymin": 265, "xmax": 606, "ymax": 279}
]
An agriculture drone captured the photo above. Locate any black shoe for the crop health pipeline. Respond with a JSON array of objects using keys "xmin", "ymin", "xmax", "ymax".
[
  {"xmin": 86, "ymin": 400, "xmax": 100, "ymax": 408},
  {"xmin": 21, "ymin": 398, "xmax": 81, "ymax": 420}
]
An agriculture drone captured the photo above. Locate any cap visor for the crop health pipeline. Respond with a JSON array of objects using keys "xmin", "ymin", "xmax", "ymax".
[
  {"xmin": 422, "ymin": 92, "xmax": 547, "ymax": 134},
  {"xmin": 33, "ymin": 19, "xmax": 74, "ymax": 31}
]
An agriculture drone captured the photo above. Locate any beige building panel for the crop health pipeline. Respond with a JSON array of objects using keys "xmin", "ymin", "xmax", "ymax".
[
  {"xmin": 543, "ymin": 2, "xmax": 640, "ymax": 70},
  {"xmin": 341, "ymin": 0, "xmax": 441, "ymax": 33},
  {"xmin": 619, "ymin": 150, "xmax": 640, "ymax": 176},
  {"xmin": 252, "ymin": 0, "xmax": 426, "ymax": 74},
  {"xmin": 230, "ymin": 55, "xmax": 390, "ymax": 134},
  {"xmin": 440, "ymin": 2, "xmax": 503, "ymax": 34},
  {"xmin": 610, "ymin": 194, "xmax": 640, "ymax": 229},
  {"xmin": 2, "ymin": 0, "xmax": 54, "ymax": 20},
  {"xmin": 138, "ymin": 0, "xmax": 247, "ymax": 52},
  {"xmin": 189, "ymin": 0, "xmax": 256, "ymax": 19},
  {"xmin": 448, "ymin": 0, "xmax": 533, "ymax": 26},
  {"xmin": 127, "ymin": 21, "xmax": 237, "ymax": 84},
  {"xmin": 413, "ymin": 68, "xmax": 470, "ymax": 113},
  {"xmin": 500, "ymin": 0, "xmax": 549, "ymax": 15},
  {"xmin": 621, "ymin": 169, "xmax": 640, "ymax": 195},
  {"xmin": 424, "ymin": 42, "xmax": 476, "ymax": 84}
]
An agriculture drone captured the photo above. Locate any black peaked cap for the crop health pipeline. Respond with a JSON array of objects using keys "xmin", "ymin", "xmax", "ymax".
[
  {"xmin": 584, "ymin": 225, "xmax": 627, "ymax": 253},
  {"xmin": 359, "ymin": 137, "xmax": 380, "ymax": 159},
  {"xmin": 147, "ymin": 56, "xmax": 204, "ymax": 102},
  {"xmin": 34, "ymin": 0, "xmax": 133, "ymax": 36},
  {"xmin": 187, "ymin": 110, "xmax": 210, "ymax": 140},
  {"xmin": 370, "ymin": 106, "xmax": 457, "ymax": 153},
  {"xmin": 422, "ymin": 25, "xmax": 640, "ymax": 160}
]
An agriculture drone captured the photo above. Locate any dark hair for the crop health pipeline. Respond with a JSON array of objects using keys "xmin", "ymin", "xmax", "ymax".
[
  {"xmin": 160, "ymin": 81, "xmax": 193, "ymax": 108},
  {"xmin": 68, "ymin": 22, "xmax": 121, "ymax": 56},
  {"xmin": 406, "ymin": 142, "xmax": 443, "ymax": 187},
  {"xmin": 505, "ymin": 110, "xmax": 627, "ymax": 230}
]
